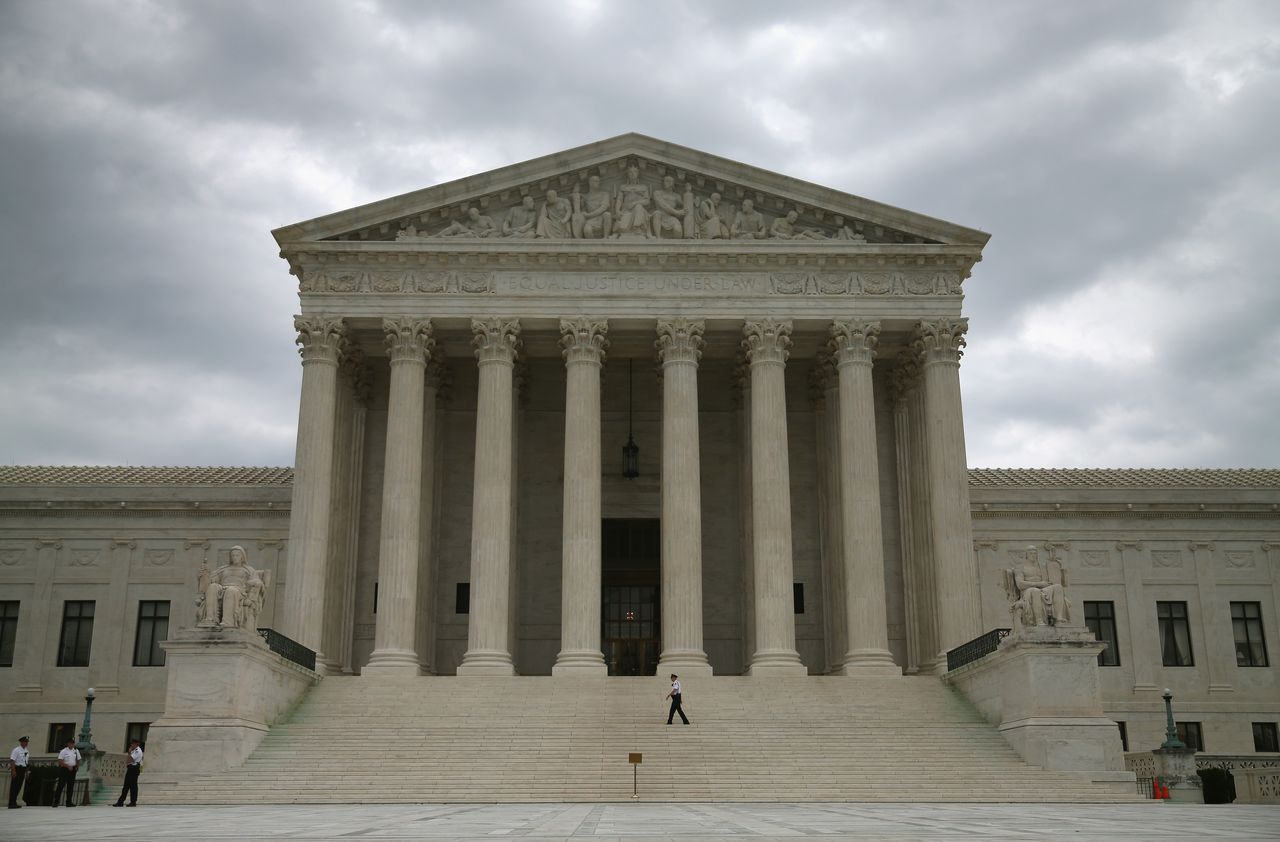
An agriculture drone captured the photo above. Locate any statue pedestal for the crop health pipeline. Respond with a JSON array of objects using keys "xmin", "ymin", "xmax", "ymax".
[
  {"xmin": 1153, "ymin": 746, "xmax": 1202, "ymax": 803},
  {"xmin": 145, "ymin": 627, "xmax": 318, "ymax": 778},
  {"xmin": 944, "ymin": 627, "xmax": 1132, "ymax": 793}
]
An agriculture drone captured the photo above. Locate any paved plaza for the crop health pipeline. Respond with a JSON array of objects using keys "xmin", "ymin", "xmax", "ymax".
[{"xmin": 2, "ymin": 802, "xmax": 1278, "ymax": 841}]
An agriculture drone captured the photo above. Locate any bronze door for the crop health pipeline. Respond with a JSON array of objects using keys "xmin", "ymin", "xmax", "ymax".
[{"xmin": 601, "ymin": 519, "xmax": 660, "ymax": 676}]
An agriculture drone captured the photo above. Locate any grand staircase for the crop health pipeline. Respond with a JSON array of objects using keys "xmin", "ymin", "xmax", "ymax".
[{"xmin": 147, "ymin": 675, "xmax": 1137, "ymax": 803}]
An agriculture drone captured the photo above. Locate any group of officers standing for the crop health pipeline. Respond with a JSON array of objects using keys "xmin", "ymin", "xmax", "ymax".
[{"xmin": 8, "ymin": 735, "xmax": 143, "ymax": 808}]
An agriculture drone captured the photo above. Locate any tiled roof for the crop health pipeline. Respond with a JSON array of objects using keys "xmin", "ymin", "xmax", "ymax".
[
  {"xmin": 968, "ymin": 468, "xmax": 1280, "ymax": 489},
  {"xmin": 0, "ymin": 466, "xmax": 294, "ymax": 486},
  {"xmin": 1, "ymin": 465, "xmax": 1276, "ymax": 489}
]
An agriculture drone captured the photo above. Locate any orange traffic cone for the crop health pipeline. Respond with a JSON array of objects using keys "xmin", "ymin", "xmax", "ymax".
[
  {"xmin": 1161, "ymin": 782, "xmax": 1171, "ymax": 800},
  {"xmin": 1152, "ymin": 777, "xmax": 1162, "ymax": 799}
]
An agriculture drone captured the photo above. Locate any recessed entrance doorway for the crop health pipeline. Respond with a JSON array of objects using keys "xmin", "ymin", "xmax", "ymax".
[{"xmin": 601, "ymin": 518, "xmax": 660, "ymax": 675}]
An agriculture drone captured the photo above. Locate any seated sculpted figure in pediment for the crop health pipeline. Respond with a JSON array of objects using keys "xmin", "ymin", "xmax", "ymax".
[
  {"xmin": 571, "ymin": 176, "xmax": 613, "ymax": 239},
  {"xmin": 503, "ymin": 196, "xmax": 537, "ymax": 238},
  {"xmin": 613, "ymin": 165, "xmax": 652, "ymax": 238},
  {"xmin": 731, "ymin": 199, "xmax": 767, "ymax": 240}
]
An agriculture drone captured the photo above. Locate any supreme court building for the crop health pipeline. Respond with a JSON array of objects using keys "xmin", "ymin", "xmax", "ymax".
[{"xmin": 1, "ymin": 135, "xmax": 1277, "ymax": 784}]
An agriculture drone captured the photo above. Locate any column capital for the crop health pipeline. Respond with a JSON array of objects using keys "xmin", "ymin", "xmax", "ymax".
[
  {"xmin": 655, "ymin": 318, "xmax": 705, "ymax": 366},
  {"xmin": 912, "ymin": 318, "xmax": 968, "ymax": 367},
  {"xmin": 829, "ymin": 320, "xmax": 880, "ymax": 368},
  {"xmin": 560, "ymin": 317, "xmax": 609, "ymax": 366},
  {"xmin": 294, "ymin": 315, "xmax": 348, "ymax": 364},
  {"xmin": 383, "ymin": 317, "xmax": 434, "ymax": 365},
  {"xmin": 472, "ymin": 318, "xmax": 522, "ymax": 365},
  {"xmin": 742, "ymin": 318, "xmax": 792, "ymax": 366}
]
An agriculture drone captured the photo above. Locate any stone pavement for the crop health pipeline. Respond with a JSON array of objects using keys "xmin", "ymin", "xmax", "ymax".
[{"xmin": 2, "ymin": 802, "xmax": 1277, "ymax": 841}]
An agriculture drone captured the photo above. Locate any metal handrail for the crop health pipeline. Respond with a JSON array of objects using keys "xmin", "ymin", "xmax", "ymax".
[
  {"xmin": 257, "ymin": 628, "xmax": 317, "ymax": 671},
  {"xmin": 945, "ymin": 628, "xmax": 1011, "ymax": 671}
]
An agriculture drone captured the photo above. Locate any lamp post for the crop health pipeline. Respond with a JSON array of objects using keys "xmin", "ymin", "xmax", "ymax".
[
  {"xmin": 1160, "ymin": 687, "xmax": 1185, "ymax": 749},
  {"xmin": 74, "ymin": 687, "xmax": 97, "ymax": 804}
]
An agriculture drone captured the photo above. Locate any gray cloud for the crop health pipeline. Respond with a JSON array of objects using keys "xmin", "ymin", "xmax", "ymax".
[{"xmin": 1, "ymin": 0, "xmax": 1276, "ymax": 468}]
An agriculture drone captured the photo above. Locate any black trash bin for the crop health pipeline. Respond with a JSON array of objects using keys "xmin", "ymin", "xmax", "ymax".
[{"xmin": 1196, "ymin": 767, "xmax": 1236, "ymax": 804}]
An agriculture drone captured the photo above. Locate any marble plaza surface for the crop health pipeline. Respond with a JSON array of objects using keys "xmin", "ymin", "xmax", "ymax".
[{"xmin": 3, "ymin": 803, "xmax": 1278, "ymax": 841}]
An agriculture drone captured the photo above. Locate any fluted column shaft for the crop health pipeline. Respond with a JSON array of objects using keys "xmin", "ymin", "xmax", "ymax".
[
  {"xmin": 743, "ymin": 319, "xmax": 806, "ymax": 675},
  {"xmin": 657, "ymin": 319, "xmax": 712, "ymax": 675},
  {"xmin": 553, "ymin": 318, "xmax": 608, "ymax": 675},
  {"xmin": 283, "ymin": 316, "xmax": 347, "ymax": 652},
  {"xmin": 365, "ymin": 318, "xmax": 434, "ymax": 674},
  {"xmin": 830, "ymin": 321, "xmax": 898, "ymax": 675},
  {"xmin": 915, "ymin": 319, "xmax": 982, "ymax": 661},
  {"xmin": 458, "ymin": 318, "xmax": 521, "ymax": 675}
]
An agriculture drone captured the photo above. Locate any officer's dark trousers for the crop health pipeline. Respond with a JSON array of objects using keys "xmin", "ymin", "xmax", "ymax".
[
  {"xmin": 115, "ymin": 765, "xmax": 139, "ymax": 806},
  {"xmin": 52, "ymin": 768, "xmax": 76, "ymax": 806},
  {"xmin": 667, "ymin": 694, "xmax": 689, "ymax": 724},
  {"xmin": 7, "ymin": 767, "xmax": 26, "ymax": 806}
]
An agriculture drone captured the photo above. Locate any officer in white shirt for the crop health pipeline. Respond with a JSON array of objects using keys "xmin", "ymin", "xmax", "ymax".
[
  {"xmin": 113, "ymin": 739, "xmax": 143, "ymax": 807},
  {"xmin": 52, "ymin": 738, "xmax": 80, "ymax": 807},
  {"xmin": 666, "ymin": 673, "xmax": 690, "ymax": 725},
  {"xmin": 8, "ymin": 736, "xmax": 29, "ymax": 808}
]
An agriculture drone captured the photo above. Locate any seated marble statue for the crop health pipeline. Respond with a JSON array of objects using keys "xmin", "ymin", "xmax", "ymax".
[
  {"xmin": 651, "ymin": 175, "xmax": 688, "ymax": 239},
  {"xmin": 730, "ymin": 199, "xmax": 766, "ymax": 239},
  {"xmin": 571, "ymin": 175, "xmax": 613, "ymax": 239},
  {"xmin": 503, "ymin": 196, "xmax": 538, "ymax": 238},
  {"xmin": 769, "ymin": 209, "xmax": 828, "ymax": 240},
  {"xmin": 536, "ymin": 189, "xmax": 573, "ymax": 239},
  {"xmin": 698, "ymin": 193, "xmax": 730, "ymax": 239},
  {"xmin": 1003, "ymin": 546, "xmax": 1071, "ymax": 632},
  {"xmin": 613, "ymin": 165, "xmax": 652, "ymax": 238},
  {"xmin": 196, "ymin": 545, "xmax": 272, "ymax": 632}
]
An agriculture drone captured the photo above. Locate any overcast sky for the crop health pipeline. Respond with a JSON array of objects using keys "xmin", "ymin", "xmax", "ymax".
[{"xmin": 1, "ymin": 0, "xmax": 1277, "ymax": 470}]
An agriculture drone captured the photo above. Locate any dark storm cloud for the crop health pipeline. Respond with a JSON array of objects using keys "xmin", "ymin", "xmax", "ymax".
[{"xmin": 0, "ymin": 0, "xmax": 1276, "ymax": 467}]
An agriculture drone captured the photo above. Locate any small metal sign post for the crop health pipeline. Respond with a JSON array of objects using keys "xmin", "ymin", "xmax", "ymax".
[{"xmin": 628, "ymin": 752, "xmax": 642, "ymax": 799}]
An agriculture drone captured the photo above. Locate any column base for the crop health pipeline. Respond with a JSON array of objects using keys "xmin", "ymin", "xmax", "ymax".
[
  {"xmin": 838, "ymin": 649, "xmax": 901, "ymax": 677},
  {"xmin": 658, "ymin": 649, "xmax": 714, "ymax": 677},
  {"xmin": 552, "ymin": 650, "xmax": 607, "ymax": 677},
  {"xmin": 457, "ymin": 649, "xmax": 515, "ymax": 676},
  {"xmin": 747, "ymin": 649, "xmax": 807, "ymax": 676},
  {"xmin": 362, "ymin": 649, "xmax": 424, "ymax": 676}
]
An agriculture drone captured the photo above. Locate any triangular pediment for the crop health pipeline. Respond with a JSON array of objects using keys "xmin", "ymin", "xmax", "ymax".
[{"xmin": 273, "ymin": 134, "xmax": 989, "ymax": 249}]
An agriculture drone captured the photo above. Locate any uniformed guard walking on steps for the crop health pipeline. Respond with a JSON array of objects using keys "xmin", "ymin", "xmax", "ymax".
[{"xmin": 666, "ymin": 673, "xmax": 690, "ymax": 725}]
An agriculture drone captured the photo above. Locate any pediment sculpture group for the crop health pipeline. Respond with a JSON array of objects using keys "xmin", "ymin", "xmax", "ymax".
[
  {"xmin": 397, "ymin": 164, "xmax": 868, "ymax": 243},
  {"xmin": 195, "ymin": 545, "xmax": 272, "ymax": 633}
]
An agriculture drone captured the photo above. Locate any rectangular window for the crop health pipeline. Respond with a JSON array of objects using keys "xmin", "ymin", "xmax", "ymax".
[
  {"xmin": 1232, "ymin": 602, "xmax": 1269, "ymax": 667},
  {"xmin": 1116, "ymin": 720, "xmax": 1129, "ymax": 752},
  {"xmin": 793, "ymin": 583, "xmax": 805, "ymax": 615},
  {"xmin": 132, "ymin": 601, "xmax": 170, "ymax": 667},
  {"xmin": 1253, "ymin": 722, "xmax": 1279, "ymax": 753},
  {"xmin": 125, "ymin": 722, "xmax": 151, "ymax": 752},
  {"xmin": 1084, "ymin": 601, "xmax": 1120, "ymax": 666},
  {"xmin": 57, "ymin": 601, "xmax": 95, "ymax": 667},
  {"xmin": 1157, "ymin": 601, "xmax": 1194, "ymax": 667},
  {"xmin": 1177, "ymin": 721, "xmax": 1204, "ymax": 752},
  {"xmin": 0, "ymin": 601, "xmax": 18, "ymax": 667},
  {"xmin": 455, "ymin": 583, "xmax": 470, "ymax": 615},
  {"xmin": 47, "ymin": 723, "xmax": 75, "ymax": 753}
]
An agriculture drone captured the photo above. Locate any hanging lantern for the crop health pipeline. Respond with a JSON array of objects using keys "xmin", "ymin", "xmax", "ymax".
[{"xmin": 623, "ymin": 359, "xmax": 640, "ymax": 479}]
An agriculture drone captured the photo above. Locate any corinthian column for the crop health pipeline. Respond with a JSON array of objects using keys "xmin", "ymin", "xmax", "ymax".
[
  {"xmin": 830, "ymin": 321, "xmax": 899, "ymax": 676},
  {"xmin": 458, "ymin": 317, "xmax": 521, "ymax": 676},
  {"xmin": 365, "ymin": 318, "xmax": 434, "ymax": 675},
  {"xmin": 743, "ymin": 319, "xmax": 806, "ymax": 675},
  {"xmin": 553, "ymin": 317, "xmax": 609, "ymax": 676},
  {"xmin": 283, "ymin": 315, "xmax": 347, "ymax": 653},
  {"xmin": 914, "ymin": 319, "xmax": 982, "ymax": 661},
  {"xmin": 657, "ymin": 318, "xmax": 712, "ymax": 676}
]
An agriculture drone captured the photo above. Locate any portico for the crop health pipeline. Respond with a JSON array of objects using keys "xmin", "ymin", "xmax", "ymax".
[{"xmin": 271, "ymin": 134, "xmax": 989, "ymax": 678}]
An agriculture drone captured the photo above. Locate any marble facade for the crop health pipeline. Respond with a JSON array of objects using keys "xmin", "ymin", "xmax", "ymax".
[{"xmin": 0, "ymin": 136, "xmax": 1277, "ymax": 766}]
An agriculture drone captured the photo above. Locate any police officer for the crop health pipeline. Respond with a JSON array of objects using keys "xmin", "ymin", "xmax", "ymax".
[
  {"xmin": 113, "ymin": 739, "xmax": 143, "ymax": 807},
  {"xmin": 51, "ymin": 737, "xmax": 80, "ymax": 807},
  {"xmin": 666, "ymin": 674, "xmax": 690, "ymax": 725},
  {"xmin": 8, "ymin": 736, "xmax": 29, "ymax": 808}
]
